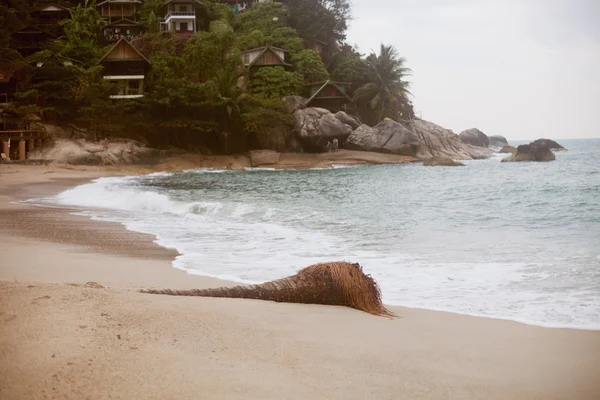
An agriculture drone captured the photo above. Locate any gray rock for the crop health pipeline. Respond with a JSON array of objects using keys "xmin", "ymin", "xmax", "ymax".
[
  {"xmin": 423, "ymin": 157, "xmax": 464, "ymax": 166},
  {"xmin": 249, "ymin": 150, "xmax": 281, "ymax": 167},
  {"xmin": 530, "ymin": 138, "xmax": 565, "ymax": 150},
  {"xmin": 334, "ymin": 111, "xmax": 361, "ymax": 130},
  {"xmin": 459, "ymin": 128, "xmax": 490, "ymax": 147},
  {"xmin": 345, "ymin": 118, "xmax": 420, "ymax": 157},
  {"xmin": 501, "ymin": 141, "xmax": 556, "ymax": 162},
  {"xmin": 294, "ymin": 107, "xmax": 353, "ymax": 150},
  {"xmin": 283, "ymin": 96, "xmax": 308, "ymax": 113},
  {"xmin": 499, "ymin": 145, "xmax": 517, "ymax": 154},
  {"xmin": 410, "ymin": 120, "xmax": 492, "ymax": 160},
  {"xmin": 489, "ymin": 135, "xmax": 508, "ymax": 147}
]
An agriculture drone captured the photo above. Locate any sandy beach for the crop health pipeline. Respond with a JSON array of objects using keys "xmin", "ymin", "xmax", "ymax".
[{"xmin": 1, "ymin": 163, "xmax": 599, "ymax": 400}]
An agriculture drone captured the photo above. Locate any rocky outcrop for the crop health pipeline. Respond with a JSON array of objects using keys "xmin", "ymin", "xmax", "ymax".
[
  {"xmin": 249, "ymin": 150, "xmax": 281, "ymax": 167},
  {"xmin": 423, "ymin": 157, "xmax": 464, "ymax": 166},
  {"xmin": 283, "ymin": 96, "xmax": 308, "ymax": 113},
  {"xmin": 334, "ymin": 111, "xmax": 361, "ymax": 130},
  {"xmin": 410, "ymin": 119, "xmax": 492, "ymax": 160},
  {"xmin": 501, "ymin": 141, "xmax": 556, "ymax": 162},
  {"xmin": 294, "ymin": 107, "xmax": 353, "ymax": 151},
  {"xmin": 459, "ymin": 128, "xmax": 490, "ymax": 147},
  {"xmin": 489, "ymin": 135, "xmax": 508, "ymax": 147},
  {"xmin": 345, "ymin": 118, "xmax": 420, "ymax": 157},
  {"xmin": 254, "ymin": 125, "xmax": 304, "ymax": 153},
  {"xmin": 27, "ymin": 138, "xmax": 161, "ymax": 165},
  {"xmin": 499, "ymin": 145, "xmax": 517, "ymax": 154},
  {"xmin": 530, "ymin": 138, "xmax": 565, "ymax": 151}
]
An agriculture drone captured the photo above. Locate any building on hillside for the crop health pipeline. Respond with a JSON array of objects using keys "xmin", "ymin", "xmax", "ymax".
[
  {"xmin": 0, "ymin": 110, "xmax": 43, "ymax": 161},
  {"xmin": 303, "ymin": 38, "xmax": 330, "ymax": 61},
  {"xmin": 305, "ymin": 80, "xmax": 353, "ymax": 112},
  {"xmin": 103, "ymin": 18, "xmax": 145, "ymax": 42},
  {"xmin": 99, "ymin": 38, "xmax": 151, "ymax": 99},
  {"xmin": 97, "ymin": 0, "xmax": 141, "ymax": 23},
  {"xmin": 160, "ymin": 0, "xmax": 202, "ymax": 34},
  {"xmin": 11, "ymin": 26, "xmax": 57, "ymax": 57},
  {"xmin": 29, "ymin": 53, "xmax": 77, "ymax": 85},
  {"xmin": 0, "ymin": 69, "xmax": 18, "ymax": 105},
  {"xmin": 241, "ymin": 46, "xmax": 291, "ymax": 74},
  {"xmin": 30, "ymin": 3, "xmax": 70, "ymax": 33}
]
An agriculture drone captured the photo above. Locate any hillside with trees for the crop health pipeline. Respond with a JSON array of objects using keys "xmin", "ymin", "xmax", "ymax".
[{"xmin": 0, "ymin": 0, "xmax": 415, "ymax": 154}]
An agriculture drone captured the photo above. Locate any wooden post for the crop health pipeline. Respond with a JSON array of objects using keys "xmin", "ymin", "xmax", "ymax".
[
  {"xmin": 1, "ymin": 141, "xmax": 8, "ymax": 157},
  {"xmin": 19, "ymin": 140, "xmax": 26, "ymax": 160}
]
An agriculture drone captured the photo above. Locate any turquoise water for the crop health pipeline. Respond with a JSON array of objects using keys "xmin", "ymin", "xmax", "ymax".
[{"xmin": 46, "ymin": 139, "xmax": 600, "ymax": 329}]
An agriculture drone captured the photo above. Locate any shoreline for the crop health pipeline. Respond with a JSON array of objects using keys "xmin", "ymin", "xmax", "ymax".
[{"xmin": 1, "ymin": 164, "xmax": 600, "ymax": 399}]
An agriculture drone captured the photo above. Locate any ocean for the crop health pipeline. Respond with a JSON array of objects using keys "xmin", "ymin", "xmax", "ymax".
[{"xmin": 35, "ymin": 139, "xmax": 600, "ymax": 329}]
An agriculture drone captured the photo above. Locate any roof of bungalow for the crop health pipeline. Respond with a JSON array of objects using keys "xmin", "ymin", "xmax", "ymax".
[
  {"xmin": 98, "ymin": 38, "xmax": 151, "ymax": 64},
  {"xmin": 96, "ymin": 0, "xmax": 142, "ymax": 6},
  {"xmin": 31, "ymin": 3, "xmax": 70, "ymax": 12},
  {"xmin": 306, "ymin": 80, "xmax": 353, "ymax": 103},
  {"xmin": 165, "ymin": 0, "xmax": 203, "ymax": 4},
  {"xmin": 13, "ymin": 25, "xmax": 58, "ymax": 38},
  {"xmin": 241, "ymin": 46, "xmax": 291, "ymax": 67}
]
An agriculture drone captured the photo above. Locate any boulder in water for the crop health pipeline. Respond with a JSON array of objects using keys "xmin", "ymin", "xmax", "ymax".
[
  {"xmin": 502, "ymin": 141, "xmax": 556, "ymax": 162},
  {"xmin": 459, "ymin": 128, "xmax": 490, "ymax": 148},
  {"xmin": 530, "ymin": 138, "xmax": 566, "ymax": 151},
  {"xmin": 410, "ymin": 120, "xmax": 492, "ymax": 160},
  {"xmin": 423, "ymin": 156, "xmax": 464, "ymax": 166},
  {"xmin": 499, "ymin": 145, "xmax": 517, "ymax": 154},
  {"xmin": 489, "ymin": 135, "xmax": 509, "ymax": 147}
]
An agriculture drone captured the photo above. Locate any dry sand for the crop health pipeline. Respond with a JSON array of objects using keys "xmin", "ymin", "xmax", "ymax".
[{"xmin": 1, "ymin": 164, "xmax": 599, "ymax": 400}]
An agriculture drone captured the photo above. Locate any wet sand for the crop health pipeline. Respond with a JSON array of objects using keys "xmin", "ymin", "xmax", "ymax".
[{"xmin": 1, "ymin": 164, "xmax": 599, "ymax": 400}]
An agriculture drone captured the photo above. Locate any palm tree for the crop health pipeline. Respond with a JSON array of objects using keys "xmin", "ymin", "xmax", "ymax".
[
  {"xmin": 353, "ymin": 44, "xmax": 412, "ymax": 125},
  {"xmin": 141, "ymin": 261, "xmax": 394, "ymax": 317},
  {"xmin": 62, "ymin": 0, "xmax": 106, "ymax": 44}
]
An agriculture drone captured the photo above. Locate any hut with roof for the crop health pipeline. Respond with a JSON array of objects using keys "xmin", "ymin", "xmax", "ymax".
[
  {"xmin": 241, "ymin": 46, "xmax": 291, "ymax": 75},
  {"xmin": 99, "ymin": 38, "xmax": 151, "ymax": 99},
  {"xmin": 305, "ymin": 80, "xmax": 354, "ymax": 112}
]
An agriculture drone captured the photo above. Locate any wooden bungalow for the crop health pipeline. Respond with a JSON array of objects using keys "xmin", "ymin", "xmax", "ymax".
[
  {"xmin": 103, "ymin": 18, "xmax": 145, "ymax": 42},
  {"xmin": 241, "ymin": 46, "xmax": 291, "ymax": 74},
  {"xmin": 99, "ymin": 38, "xmax": 151, "ymax": 99},
  {"xmin": 97, "ymin": 0, "xmax": 141, "ymax": 23},
  {"xmin": 11, "ymin": 26, "xmax": 57, "ymax": 57},
  {"xmin": 30, "ymin": 3, "xmax": 70, "ymax": 33},
  {"xmin": 160, "ymin": 0, "xmax": 202, "ymax": 34},
  {"xmin": 306, "ymin": 80, "xmax": 353, "ymax": 112},
  {"xmin": 303, "ymin": 38, "xmax": 330, "ymax": 61},
  {"xmin": 0, "ymin": 110, "xmax": 43, "ymax": 161}
]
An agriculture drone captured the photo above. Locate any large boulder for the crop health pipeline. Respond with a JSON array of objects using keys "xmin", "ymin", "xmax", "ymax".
[
  {"xmin": 459, "ymin": 128, "xmax": 490, "ymax": 147},
  {"xmin": 345, "ymin": 118, "xmax": 420, "ymax": 157},
  {"xmin": 410, "ymin": 119, "xmax": 492, "ymax": 160},
  {"xmin": 489, "ymin": 135, "xmax": 509, "ymax": 147},
  {"xmin": 499, "ymin": 145, "xmax": 517, "ymax": 154},
  {"xmin": 334, "ymin": 111, "xmax": 361, "ymax": 130},
  {"xmin": 294, "ymin": 107, "xmax": 353, "ymax": 151},
  {"xmin": 423, "ymin": 157, "xmax": 464, "ymax": 167},
  {"xmin": 502, "ymin": 141, "xmax": 556, "ymax": 162},
  {"xmin": 530, "ymin": 138, "xmax": 565, "ymax": 151},
  {"xmin": 254, "ymin": 124, "xmax": 304, "ymax": 153},
  {"xmin": 283, "ymin": 96, "xmax": 307, "ymax": 113},
  {"xmin": 249, "ymin": 150, "xmax": 281, "ymax": 167}
]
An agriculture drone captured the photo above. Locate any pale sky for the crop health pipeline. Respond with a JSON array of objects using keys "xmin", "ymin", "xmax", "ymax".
[{"xmin": 346, "ymin": 0, "xmax": 600, "ymax": 140}]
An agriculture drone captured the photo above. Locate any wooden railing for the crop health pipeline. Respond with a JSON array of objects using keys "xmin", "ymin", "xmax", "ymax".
[{"xmin": 0, "ymin": 130, "xmax": 43, "ymax": 140}]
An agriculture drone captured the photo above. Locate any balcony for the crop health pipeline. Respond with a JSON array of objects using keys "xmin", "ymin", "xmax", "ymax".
[{"xmin": 102, "ymin": 9, "xmax": 136, "ymax": 18}]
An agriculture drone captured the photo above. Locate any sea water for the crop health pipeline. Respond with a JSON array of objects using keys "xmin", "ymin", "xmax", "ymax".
[{"xmin": 36, "ymin": 139, "xmax": 600, "ymax": 329}]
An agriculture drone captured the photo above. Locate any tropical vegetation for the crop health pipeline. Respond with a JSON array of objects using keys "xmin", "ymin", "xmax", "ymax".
[{"xmin": 0, "ymin": 0, "xmax": 415, "ymax": 153}]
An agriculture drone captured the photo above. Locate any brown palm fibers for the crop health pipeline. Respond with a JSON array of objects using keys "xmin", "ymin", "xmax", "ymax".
[{"xmin": 140, "ymin": 262, "xmax": 393, "ymax": 317}]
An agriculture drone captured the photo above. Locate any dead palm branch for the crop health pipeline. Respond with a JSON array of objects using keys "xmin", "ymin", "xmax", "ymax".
[{"xmin": 140, "ymin": 261, "xmax": 394, "ymax": 317}]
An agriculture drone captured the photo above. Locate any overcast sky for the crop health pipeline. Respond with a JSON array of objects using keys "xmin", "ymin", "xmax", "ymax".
[{"xmin": 346, "ymin": 0, "xmax": 600, "ymax": 140}]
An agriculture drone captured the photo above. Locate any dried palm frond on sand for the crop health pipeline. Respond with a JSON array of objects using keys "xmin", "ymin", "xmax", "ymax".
[{"xmin": 140, "ymin": 262, "xmax": 393, "ymax": 317}]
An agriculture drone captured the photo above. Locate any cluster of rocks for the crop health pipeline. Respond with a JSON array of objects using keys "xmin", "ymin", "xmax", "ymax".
[
  {"xmin": 501, "ymin": 139, "xmax": 565, "ymax": 163},
  {"xmin": 285, "ymin": 96, "xmax": 494, "ymax": 166}
]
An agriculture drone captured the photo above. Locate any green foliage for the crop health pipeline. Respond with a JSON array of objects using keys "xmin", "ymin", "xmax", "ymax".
[
  {"xmin": 292, "ymin": 50, "xmax": 329, "ymax": 84},
  {"xmin": 234, "ymin": 2, "xmax": 302, "ymax": 54},
  {"xmin": 353, "ymin": 44, "xmax": 413, "ymax": 125},
  {"xmin": 62, "ymin": 0, "xmax": 106, "ymax": 45},
  {"xmin": 0, "ymin": 0, "xmax": 28, "ymax": 47},
  {"xmin": 280, "ymin": 0, "xmax": 351, "ymax": 44},
  {"xmin": 140, "ymin": 0, "xmax": 166, "ymax": 27},
  {"xmin": 250, "ymin": 67, "xmax": 303, "ymax": 100}
]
